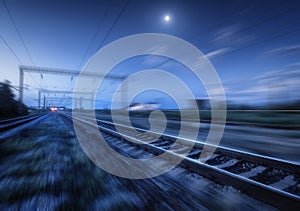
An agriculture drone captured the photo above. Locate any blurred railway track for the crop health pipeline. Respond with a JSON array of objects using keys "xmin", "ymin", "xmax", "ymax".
[
  {"xmin": 0, "ymin": 112, "xmax": 299, "ymax": 209},
  {"xmin": 0, "ymin": 113, "xmax": 48, "ymax": 134},
  {"xmin": 1, "ymin": 112, "xmax": 271, "ymax": 209},
  {"xmin": 66, "ymin": 112, "xmax": 300, "ymax": 209}
]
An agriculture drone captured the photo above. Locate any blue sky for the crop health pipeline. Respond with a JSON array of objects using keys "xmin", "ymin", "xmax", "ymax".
[{"xmin": 0, "ymin": 0, "xmax": 300, "ymax": 108}]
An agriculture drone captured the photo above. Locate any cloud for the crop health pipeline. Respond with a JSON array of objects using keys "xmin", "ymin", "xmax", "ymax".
[
  {"xmin": 212, "ymin": 24, "xmax": 256, "ymax": 46},
  {"xmin": 267, "ymin": 44, "xmax": 300, "ymax": 56},
  {"xmin": 141, "ymin": 55, "xmax": 167, "ymax": 67},
  {"xmin": 256, "ymin": 68, "xmax": 300, "ymax": 81},
  {"xmin": 226, "ymin": 66, "xmax": 300, "ymax": 103},
  {"xmin": 289, "ymin": 62, "xmax": 300, "ymax": 66},
  {"xmin": 233, "ymin": 82, "xmax": 294, "ymax": 95},
  {"xmin": 214, "ymin": 24, "xmax": 240, "ymax": 43},
  {"xmin": 206, "ymin": 48, "xmax": 230, "ymax": 59}
]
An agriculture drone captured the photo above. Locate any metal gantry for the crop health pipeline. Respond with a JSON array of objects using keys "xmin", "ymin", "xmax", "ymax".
[
  {"xmin": 40, "ymin": 89, "xmax": 95, "ymax": 109},
  {"xmin": 19, "ymin": 65, "xmax": 127, "ymax": 109}
]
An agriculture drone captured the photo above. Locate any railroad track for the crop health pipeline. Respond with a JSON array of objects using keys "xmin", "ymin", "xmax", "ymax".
[
  {"xmin": 0, "ymin": 113, "xmax": 48, "ymax": 134},
  {"xmin": 64, "ymin": 112, "xmax": 300, "ymax": 209}
]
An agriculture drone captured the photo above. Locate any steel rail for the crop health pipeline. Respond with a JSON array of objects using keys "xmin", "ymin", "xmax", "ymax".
[{"xmin": 64, "ymin": 113, "xmax": 300, "ymax": 209}]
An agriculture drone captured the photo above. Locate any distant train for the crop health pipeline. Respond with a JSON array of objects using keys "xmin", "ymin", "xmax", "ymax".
[{"xmin": 49, "ymin": 106, "xmax": 65, "ymax": 111}]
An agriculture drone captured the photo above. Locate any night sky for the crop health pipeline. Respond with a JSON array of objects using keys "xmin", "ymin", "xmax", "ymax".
[{"xmin": 1, "ymin": 0, "xmax": 300, "ymax": 108}]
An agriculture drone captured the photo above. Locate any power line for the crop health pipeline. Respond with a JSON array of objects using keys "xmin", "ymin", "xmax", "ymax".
[
  {"xmin": 0, "ymin": 33, "xmax": 41, "ymax": 100},
  {"xmin": 0, "ymin": 33, "xmax": 23, "ymax": 64},
  {"xmin": 77, "ymin": 0, "xmax": 112, "ymax": 70},
  {"xmin": 3, "ymin": 0, "xmax": 35, "ymax": 66},
  {"xmin": 0, "ymin": 22, "xmax": 41, "ymax": 101},
  {"xmin": 26, "ymin": 72, "xmax": 42, "ymax": 91},
  {"xmin": 96, "ymin": 0, "xmax": 130, "ymax": 50},
  {"xmin": 68, "ymin": 0, "xmax": 113, "ymax": 103},
  {"xmin": 69, "ymin": 0, "xmax": 129, "ymax": 107},
  {"xmin": 2, "ymin": 0, "xmax": 41, "ymax": 91}
]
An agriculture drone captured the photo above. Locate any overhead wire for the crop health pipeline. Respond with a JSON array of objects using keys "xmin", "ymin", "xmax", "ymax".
[
  {"xmin": 0, "ymin": 31, "xmax": 37, "ymax": 103},
  {"xmin": 0, "ymin": 30, "xmax": 41, "ymax": 104},
  {"xmin": 0, "ymin": 33, "xmax": 23, "ymax": 64},
  {"xmin": 64, "ymin": 0, "xmax": 113, "ymax": 105},
  {"xmin": 2, "ymin": 0, "xmax": 41, "ymax": 91},
  {"xmin": 70, "ymin": 0, "xmax": 130, "ymax": 108},
  {"xmin": 1, "ymin": 0, "xmax": 131, "ymax": 108},
  {"xmin": 3, "ymin": 0, "xmax": 35, "ymax": 66},
  {"xmin": 77, "ymin": 0, "xmax": 112, "ymax": 70},
  {"xmin": 96, "ymin": 0, "xmax": 130, "ymax": 50}
]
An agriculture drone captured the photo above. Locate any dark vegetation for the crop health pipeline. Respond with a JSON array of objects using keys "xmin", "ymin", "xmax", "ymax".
[{"xmin": 0, "ymin": 80, "xmax": 28, "ymax": 119}]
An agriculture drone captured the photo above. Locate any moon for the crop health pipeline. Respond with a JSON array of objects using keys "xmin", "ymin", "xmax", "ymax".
[{"xmin": 164, "ymin": 15, "xmax": 170, "ymax": 22}]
